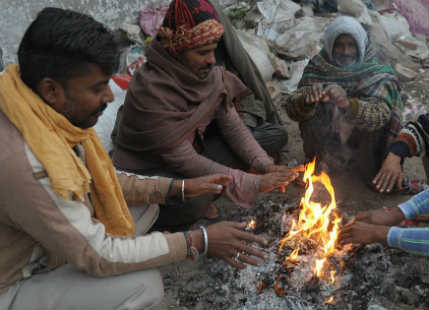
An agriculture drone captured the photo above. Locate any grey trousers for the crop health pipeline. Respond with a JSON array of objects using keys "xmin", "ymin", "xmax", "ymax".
[
  {"xmin": 0, "ymin": 265, "xmax": 163, "ymax": 310},
  {"xmin": 0, "ymin": 208, "xmax": 164, "ymax": 310}
]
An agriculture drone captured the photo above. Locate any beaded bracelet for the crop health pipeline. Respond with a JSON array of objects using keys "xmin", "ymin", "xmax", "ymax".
[
  {"xmin": 183, "ymin": 231, "xmax": 191, "ymax": 257},
  {"xmin": 184, "ymin": 231, "xmax": 199, "ymax": 261}
]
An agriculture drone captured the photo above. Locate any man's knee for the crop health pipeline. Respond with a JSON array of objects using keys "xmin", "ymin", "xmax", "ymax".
[
  {"xmin": 140, "ymin": 269, "xmax": 164, "ymax": 308},
  {"xmin": 251, "ymin": 123, "xmax": 288, "ymax": 154},
  {"xmin": 143, "ymin": 269, "xmax": 164, "ymax": 308},
  {"xmin": 118, "ymin": 269, "xmax": 164, "ymax": 310}
]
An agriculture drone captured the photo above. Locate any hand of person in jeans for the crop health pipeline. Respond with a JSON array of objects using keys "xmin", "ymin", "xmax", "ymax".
[
  {"xmin": 353, "ymin": 206, "xmax": 405, "ymax": 226},
  {"xmin": 190, "ymin": 222, "xmax": 268, "ymax": 269},
  {"xmin": 339, "ymin": 221, "xmax": 390, "ymax": 245},
  {"xmin": 339, "ymin": 206, "xmax": 405, "ymax": 245}
]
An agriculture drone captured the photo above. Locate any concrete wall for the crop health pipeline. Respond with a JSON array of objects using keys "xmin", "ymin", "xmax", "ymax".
[{"xmin": 0, "ymin": 0, "xmax": 168, "ymax": 65}]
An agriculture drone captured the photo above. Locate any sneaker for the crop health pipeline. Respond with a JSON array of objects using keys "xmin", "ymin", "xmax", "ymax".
[{"xmin": 400, "ymin": 176, "xmax": 429, "ymax": 195}]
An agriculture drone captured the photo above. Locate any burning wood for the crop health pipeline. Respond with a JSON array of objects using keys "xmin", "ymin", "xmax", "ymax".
[
  {"xmin": 257, "ymin": 281, "xmax": 265, "ymax": 294},
  {"xmin": 273, "ymin": 275, "xmax": 287, "ymax": 296},
  {"xmin": 165, "ymin": 158, "xmax": 429, "ymax": 310},
  {"xmin": 246, "ymin": 219, "xmax": 257, "ymax": 231},
  {"xmin": 325, "ymin": 296, "xmax": 335, "ymax": 304},
  {"xmin": 278, "ymin": 159, "xmax": 345, "ymax": 287}
]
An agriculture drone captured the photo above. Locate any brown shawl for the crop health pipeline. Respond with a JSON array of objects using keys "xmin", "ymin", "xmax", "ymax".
[{"xmin": 115, "ymin": 39, "xmax": 251, "ymax": 155}]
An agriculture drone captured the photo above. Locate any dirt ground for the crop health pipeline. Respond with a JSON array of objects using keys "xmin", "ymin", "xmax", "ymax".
[{"xmin": 160, "ymin": 69, "xmax": 429, "ymax": 310}]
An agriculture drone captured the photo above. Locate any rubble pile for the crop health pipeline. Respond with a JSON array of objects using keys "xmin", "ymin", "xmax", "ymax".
[
  {"xmin": 103, "ymin": 0, "xmax": 428, "ymax": 120},
  {"xmin": 218, "ymin": 0, "xmax": 429, "ymax": 117},
  {"xmin": 2, "ymin": 0, "xmax": 427, "ymax": 118}
]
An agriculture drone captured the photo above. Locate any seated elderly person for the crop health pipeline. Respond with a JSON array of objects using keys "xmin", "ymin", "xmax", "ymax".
[
  {"xmin": 113, "ymin": 0, "xmax": 300, "ymax": 227},
  {"xmin": 373, "ymin": 113, "xmax": 429, "ymax": 194},
  {"xmin": 285, "ymin": 16, "xmax": 402, "ymax": 184}
]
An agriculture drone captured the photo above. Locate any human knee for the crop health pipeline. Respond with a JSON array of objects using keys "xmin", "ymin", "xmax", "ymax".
[
  {"xmin": 273, "ymin": 125, "xmax": 288, "ymax": 147},
  {"xmin": 141, "ymin": 269, "xmax": 164, "ymax": 308},
  {"xmin": 252, "ymin": 123, "xmax": 288, "ymax": 152},
  {"xmin": 118, "ymin": 269, "xmax": 164, "ymax": 310}
]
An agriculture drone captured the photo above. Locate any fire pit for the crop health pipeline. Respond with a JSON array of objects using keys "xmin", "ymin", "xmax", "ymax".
[
  {"xmin": 273, "ymin": 158, "xmax": 348, "ymax": 300},
  {"xmin": 236, "ymin": 158, "xmax": 362, "ymax": 308},
  {"xmin": 162, "ymin": 160, "xmax": 429, "ymax": 310}
]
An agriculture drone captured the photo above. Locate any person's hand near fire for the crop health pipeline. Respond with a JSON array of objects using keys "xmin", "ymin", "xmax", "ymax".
[
  {"xmin": 339, "ymin": 206, "xmax": 405, "ymax": 245},
  {"xmin": 261, "ymin": 164, "xmax": 305, "ymax": 193},
  {"xmin": 173, "ymin": 174, "xmax": 233, "ymax": 198},
  {"xmin": 372, "ymin": 152, "xmax": 403, "ymax": 193},
  {"xmin": 187, "ymin": 221, "xmax": 269, "ymax": 269},
  {"xmin": 340, "ymin": 190, "xmax": 429, "ymax": 257},
  {"xmin": 302, "ymin": 83, "xmax": 350, "ymax": 110}
]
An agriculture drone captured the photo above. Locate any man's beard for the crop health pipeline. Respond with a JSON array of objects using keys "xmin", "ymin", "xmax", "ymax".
[
  {"xmin": 335, "ymin": 55, "xmax": 357, "ymax": 66},
  {"xmin": 63, "ymin": 97, "xmax": 107, "ymax": 129},
  {"xmin": 198, "ymin": 64, "xmax": 214, "ymax": 79}
]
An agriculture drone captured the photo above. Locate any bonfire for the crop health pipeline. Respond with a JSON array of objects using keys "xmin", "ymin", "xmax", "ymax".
[{"xmin": 272, "ymin": 158, "xmax": 352, "ymax": 303}]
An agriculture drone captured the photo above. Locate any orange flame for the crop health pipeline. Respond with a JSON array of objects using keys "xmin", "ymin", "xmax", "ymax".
[
  {"xmin": 279, "ymin": 158, "xmax": 342, "ymax": 284},
  {"xmin": 247, "ymin": 219, "xmax": 257, "ymax": 230},
  {"xmin": 286, "ymin": 247, "xmax": 300, "ymax": 264},
  {"xmin": 257, "ymin": 281, "xmax": 266, "ymax": 294},
  {"xmin": 325, "ymin": 296, "xmax": 335, "ymax": 304},
  {"xmin": 273, "ymin": 276, "xmax": 286, "ymax": 296}
]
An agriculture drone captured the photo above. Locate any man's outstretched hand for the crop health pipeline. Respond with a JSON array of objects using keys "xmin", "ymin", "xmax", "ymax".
[
  {"xmin": 260, "ymin": 165, "xmax": 304, "ymax": 193},
  {"xmin": 206, "ymin": 221, "xmax": 268, "ymax": 269},
  {"xmin": 303, "ymin": 83, "xmax": 328, "ymax": 105},
  {"xmin": 339, "ymin": 221, "xmax": 390, "ymax": 245},
  {"xmin": 353, "ymin": 206, "xmax": 405, "ymax": 227},
  {"xmin": 339, "ymin": 206, "xmax": 405, "ymax": 245},
  {"xmin": 174, "ymin": 174, "xmax": 233, "ymax": 198},
  {"xmin": 324, "ymin": 84, "xmax": 350, "ymax": 109},
  {"xmin": 372, "ymin": 152, "xmax": 403, "ymax": 193}
]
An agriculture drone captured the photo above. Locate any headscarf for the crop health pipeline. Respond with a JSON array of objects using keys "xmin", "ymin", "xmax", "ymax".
[
  {"xmin": 323, "ymin": 16, "xmax": 368, "ymax": 65},
  {"xmin": 0, "ymin": 65, "xmax": 135, "ymax": 236},
  {"xmin": 158, "ymin": 0, "xmax": 224, "ymax": 56},
  {"xmin": 299, "ymin": 17, "xmax": 402, "ymax": 143}
]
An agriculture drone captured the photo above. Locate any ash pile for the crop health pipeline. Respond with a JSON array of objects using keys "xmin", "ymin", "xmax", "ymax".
[
  {"xmin": 233, "ymin": 197, "xmax": 429, "ymax": 310},
  {"xmin": 164, "ymin": 195, "xmax": 428, "ymax": 310}
]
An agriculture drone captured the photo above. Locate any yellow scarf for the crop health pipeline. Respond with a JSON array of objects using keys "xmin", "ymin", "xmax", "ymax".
[{"xmin": 0, "ymin": 65, "xmax": 135, "ymax": 236}]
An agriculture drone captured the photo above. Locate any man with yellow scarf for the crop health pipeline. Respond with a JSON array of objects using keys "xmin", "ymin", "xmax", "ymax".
[{"xmin": 0, "ymin": 8, "xmax": 271, "ymax": 309}]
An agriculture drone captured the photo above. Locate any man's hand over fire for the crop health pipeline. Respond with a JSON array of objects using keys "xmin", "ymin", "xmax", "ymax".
[
  {"xmin": 372, "ymin": 152, "xmax": 403, "ymax": 193},
  {"xmin": 179, "ymin": 174, "xmax": 232, "ymax": 198},
  {"xmin": 324, "ymin": 84, "xmax": 349, "ymax": 109},
  {"xmin": 339, "ymin": 206, "xmax": 405, "ymax": 245},
  {"xmin": 339, "ymin": 221, "xmax": 390, "ymax": 245},
  {"xmin": 304, "ymin": 83, "xmax": 328, "ymax": 105},
  {"xmin": 353, "ymin": 206, "xmax": 405, "ymax": 226},
  {"xmin": 206, "ymin": 222, "xmax": 268, "ymax": 269},
  {"xmin": 170, "ymin": 174, "xmax": 231, "ymax": 200},
  {"xmin": 259, "ymin": 165, "xmax": 304, "ymax": 193},
  {"xmin": 265, "ymin": 164, "xmax": 305, "ymax": 175}
]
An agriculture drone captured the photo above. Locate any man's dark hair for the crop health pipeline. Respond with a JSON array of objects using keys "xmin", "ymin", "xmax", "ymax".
[{"xmin": 18, "ymin": 7, "xmax": 119, "ymax": 90}]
